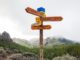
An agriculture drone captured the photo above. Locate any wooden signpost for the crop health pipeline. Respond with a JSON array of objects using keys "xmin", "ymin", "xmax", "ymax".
[{"xmin": 25, "ymin": 7, "xmax": 63, "ymax": 60}]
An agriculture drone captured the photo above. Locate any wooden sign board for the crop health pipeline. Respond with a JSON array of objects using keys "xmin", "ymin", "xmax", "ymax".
[
  {"xmin": 25, "ymin": 7, "xmax": 43, "ymax": 17},
  {"xmin": 41, "ymin": 16, "xmax": 63, "ymax": 21},
  {"xmin": 31, "ymin": 25, "xmax": 51, "ymax": 30}
]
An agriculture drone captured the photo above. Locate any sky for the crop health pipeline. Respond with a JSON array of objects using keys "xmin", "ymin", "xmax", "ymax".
[{"xmin": 0, "ymin": 0, "xmax": 80, "ymax": 42}]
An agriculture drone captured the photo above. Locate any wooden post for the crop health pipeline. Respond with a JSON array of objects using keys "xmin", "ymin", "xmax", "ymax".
[{"xmin": 40, "ymin": 18, "xmax": 44, "ymax": 60}]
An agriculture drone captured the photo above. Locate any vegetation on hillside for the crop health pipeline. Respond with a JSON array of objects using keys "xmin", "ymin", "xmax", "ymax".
[
  {"xmin": 0, "ymin": 38, "xmax": 80, "ymax": 60},
  {"xmin": 0, "ymin": 31, "xmax": 80, "ymax": 60}
]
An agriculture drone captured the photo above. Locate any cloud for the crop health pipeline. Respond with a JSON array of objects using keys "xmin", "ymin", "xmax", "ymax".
[{"xmin": 0, "ymin": 0, "xmax": 80, "ymax": 41}]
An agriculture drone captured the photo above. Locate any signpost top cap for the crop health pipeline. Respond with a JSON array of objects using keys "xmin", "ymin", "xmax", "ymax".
[{"xmin": 37, "ymin": 7, "xmax": 45, "ymax": 12}]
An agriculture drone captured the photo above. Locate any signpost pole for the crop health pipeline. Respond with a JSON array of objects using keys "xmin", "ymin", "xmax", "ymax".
[{"xmin": 40, "ymin": 19, "xmax": 44, "ymax": 60}]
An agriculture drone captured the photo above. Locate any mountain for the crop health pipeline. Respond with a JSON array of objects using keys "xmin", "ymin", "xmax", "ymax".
[
  {"xmin": 0, "ymin": 32, "xmax": 38, "ymax": 60},
  {"xmin": 0, "ymin": 31, "xmax": 12, "ymax": 42},
  {"xmin": 29, "ymin": 37, "xmax": 76, "ymax": 47},
  {"xmin": 45, "ymin": 37, "xmax": 75, "ymax": 46},
  {"xmin": 0, "ymin": 31, "xmax": 77, "ymax": 48},
  {"xmin": 12, "ymin": 36, "xmax": 78, "ymax": 47},
  {"xmin": 0, "ymin": 31, "xmax": 80, "ymax": 60},
  {"xmin": 13, "ymin": 38, "xmax": 32, "ymax": 47}
]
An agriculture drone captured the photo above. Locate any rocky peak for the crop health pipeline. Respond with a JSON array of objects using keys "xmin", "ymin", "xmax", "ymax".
[
  {"xmin": 2, "ymin": 31, "xmax": 10, "ymax": 39},
  {"xmin": 0, "ymin": 31, "xmax": 12, "ymax": 42}
]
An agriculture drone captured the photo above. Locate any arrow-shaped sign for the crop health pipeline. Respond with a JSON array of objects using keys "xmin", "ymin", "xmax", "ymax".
[
  {"xmin": 25, "ymin": 7, "xmax": 43, "ymax": 17},
  {"xmin": 25, "ymin": 7, "xmax": 63, "ymax": 21},
  {"xmin": 31, "ymin": 25, "xmax": 51, "ymax": 30},
  {"xmin": 41, "ymin": 16, "xmax": 63, "ymax": 21}
]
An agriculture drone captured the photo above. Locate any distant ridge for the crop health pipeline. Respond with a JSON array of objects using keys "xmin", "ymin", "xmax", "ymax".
[
  {"xmin": 13, "ymin": 38, "xmax": 32, "ymax": 47},
  {"xmin": 29, "ymin": 37, "xmax": 77, "ymax": 47}
]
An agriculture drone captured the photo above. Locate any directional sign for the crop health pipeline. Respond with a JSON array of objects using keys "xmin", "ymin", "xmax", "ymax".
[
  {"xmin": 25, "ymin": 7, "xmax": 43, "ymax": 17},
  {"xmin": 41, "ymin": 16, "xmax": 63, "ymax": 21},
  {"xmin": 31, "ymin": 25, "xmax": 51, "ymax": 30}
]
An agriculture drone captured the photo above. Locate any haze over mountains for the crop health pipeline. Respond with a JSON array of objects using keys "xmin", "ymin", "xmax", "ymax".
[
  {"xmin": 13, "ymin": 36, "xmax": 77, "ymax": 47},
  {"xmin": 0, "ymin": 31, "xmax": 80, "ymax": 60},
  {"xmin": 0, "ymin": 31, "xmax": 78, "ymax": 47}
]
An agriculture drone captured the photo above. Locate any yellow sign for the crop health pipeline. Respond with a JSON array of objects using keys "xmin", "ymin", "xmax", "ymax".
[
  {"xmin": 35, "ymin": 12, "xmax": 46, "ymax": 25},
  {"xmin": 36, "ymin": 17, "xmax": 41, "ymax": 25}
]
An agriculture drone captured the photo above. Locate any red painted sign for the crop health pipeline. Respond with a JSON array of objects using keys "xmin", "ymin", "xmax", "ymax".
[
  {"xmin": 41, "ymin": 16, "xmax": 63, "ymax": 21},
  {"xmin": 25, "ymin": 7, "xmax": 43, "ymax": 17},
  {"xmin": 31, "ymin": 25, "xmax": 51, "ymax": 30}
]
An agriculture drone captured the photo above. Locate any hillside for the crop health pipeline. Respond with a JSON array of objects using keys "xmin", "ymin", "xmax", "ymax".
[
  {"xmin": 0, "ymin": 31, "xmax": 38, "ymax": 60},
  {"xmin": 0, "ymin": 31, "xmax": 80, "ymax": 60}
]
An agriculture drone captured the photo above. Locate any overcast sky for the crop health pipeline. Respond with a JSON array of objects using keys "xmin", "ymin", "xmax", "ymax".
[{"xmin": 0, "ymin": 0, "xmax": 80, "ymax": 42}]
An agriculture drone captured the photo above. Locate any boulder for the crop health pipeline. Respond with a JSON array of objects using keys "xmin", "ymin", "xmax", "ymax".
[{"xmin": 23, "ymin": 52, "xmax": 38, "ymax": 60}]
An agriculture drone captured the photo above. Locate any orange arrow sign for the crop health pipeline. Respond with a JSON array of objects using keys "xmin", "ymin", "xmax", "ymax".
[
  {"xmin": 41, "ymin": 16, "xmax": 63, "ymax": 21},
  {"xmin": 31, "ymin": 25, "xmax": 51, "ymax": 30},
  {"xmin": 25, "ymin": 7, "xmax": 43, "ymax": 17}
]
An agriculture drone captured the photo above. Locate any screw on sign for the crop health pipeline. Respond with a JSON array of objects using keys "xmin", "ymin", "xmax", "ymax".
[{"xmin": 25, "ymin": 7, "xmax": 63, "ymax": 60}]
